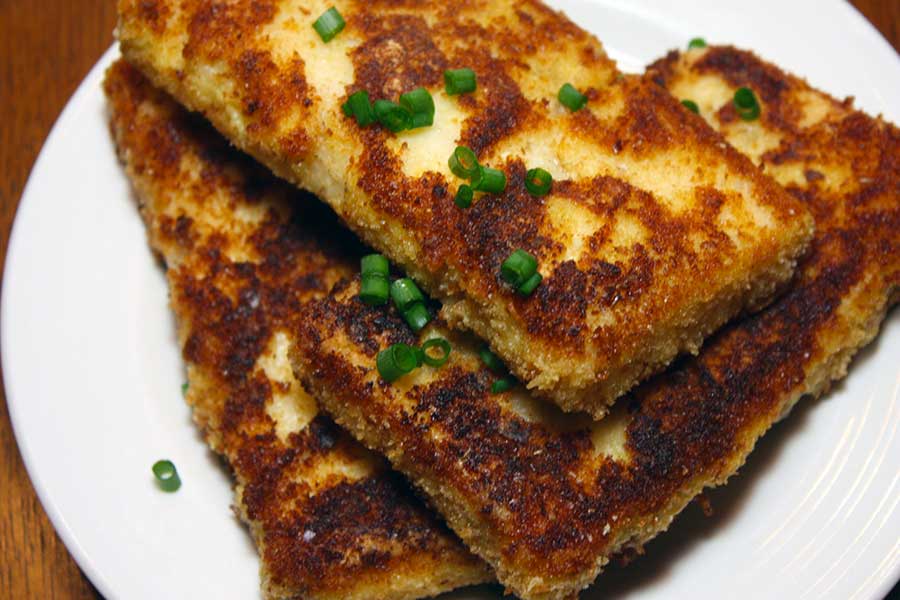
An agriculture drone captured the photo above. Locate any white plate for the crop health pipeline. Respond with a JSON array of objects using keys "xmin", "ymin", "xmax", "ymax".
[{"xmin": 3, "ymin": 1, "xmax": 898, "ymax": 599}]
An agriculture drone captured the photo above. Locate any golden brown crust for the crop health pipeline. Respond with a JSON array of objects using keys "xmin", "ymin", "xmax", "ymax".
[
  {"xmin": 292, "ymin": 48, "xmax": 898, "ymax": 599},
  {"xmin": 103, "ymin": 59, "xmax": 490, "ymax": 600},
  {"xmin": 117, "ymin": 0, "xmax": 813, "ymax": 415}
]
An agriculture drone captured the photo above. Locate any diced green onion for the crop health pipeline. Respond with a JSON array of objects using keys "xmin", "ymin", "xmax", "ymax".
[
  {"xmin": 517, "ymin": 272, "xmax": 542, "ymax": 296},
  {"xmin": 681, "ymin": 99, "xmax": 700, "ymax": 114},
  {"xmin": 152, "ymin": 459, "xmax": 181, "ymax": 492},
  {"xmin": 688, "ymin": 37, "xmax": 707, "ymax": 49},
  {"xmin": 181, "ymin": 382, "xmax": 188, "ymax": 396},
  {"xmin": 313, "ymin": 7, "xmax": 345, "ymax": 43},
  {"xmin": 479, "ymin": 346, "xmax": 506, "ymax": 374},
  {"xmin": 342, "ymin": 90, "xmax": 376, "ymax": 127},
  {"xmin": 733, "ymin": 87, "xmax": 760, "ymax": 121},
  {"xmin": 399, "ymin": 87, "xmax": 435, "ymax": 129},
  {"xmin": 444, "ymin": 68, "xmax": 477, "ymax": 95},
  {"xmin": 501, "ymin": 249, "xmax": 538, "ymax": 288},
  {"xmin": 420, "ymin": 338, "xmax": 452, "ymax": 368},
  {"xmin": 359, "ymin": 254, "xmax": 390, "ymax": 305},
  {"xmin": 360, "ymin": 275, "xmax": 389, "ymax": 305},
  {"xmin": 413, "ymin": 347, "xmax": 425, "ymax": 367},
  {"xmin": 491, "ymin": 378, "xmax": 514, "ymax": 394},
  {"xmin": 454, "ymin": 184, "xmax": 474, "ymax": 208},
  {"xmin": 377, "ymin": 343, "xmax": 419, "ymax": 382},
  {"xmin": 525, "ymin": 167, "xmax": 552, "ymax": 196},
  {"xmin": 402, "ymin": 302, "xmax": 431, "ymax": 333},
  {"xmin": 374, "ymin": 99, "xmax": 412, "ymax": 132},
  {"xmin": 361, "ymin": 254, "xmax": 389, "ymax": 278},
  {"xmin": 558, "ymin": 83, "xmax": 587, "ymax": 111},
  {"xmin": 448, "ymin": 146, "xmax": 480, "ymax": 180},
  {"xmin": 390, "ymin": 278, "xmax": 425, "ymax": 311},
  {"xmin": 471, "ymin": 166, "xmax": 506, "ymax": 194}
]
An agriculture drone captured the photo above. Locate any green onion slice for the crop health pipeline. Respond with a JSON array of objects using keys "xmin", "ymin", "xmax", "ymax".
[
  {"xmin": 181, "ymin": 382, "xmax": 188, "ymax": 396},
  {"xmin": 360, "ymin": 275, "xmax": 389, "ymax": 305},
  {"xmin": 454, "ymin": 184, "xmax": 474, "ymax": 208},
  {"xmin": 444, "ymin": 68, "xmax": 477, "ymax": 95},
  {"xmin": 374, "ymin": 99, "xmax": 412, "ymax": 132},
  {"xmin": 681, "ymin": 99, "xmax": 700, "ymax": 114},
  {"xmin": 420, "ymin": 338, "xmax": 452, "ymax": 368},
  {"xmin": 491, "ymin": 378, "xmax": 514, "ymax": 394},
  {"xmin": 501, "ymin": 249, "xmax": 538, "ymax": 288},
  {"xmin": 479, "ymin": 346, "xmax": 506, "ymax": 374},
  {"xmin": 517, "ymin": 272, "xmax": 542, "ymax": 296},
  {"xmin": 377, "ymin": 343, "xmax": 419, "ymax": 382},
  {"xmin": 152, "ymin": 459, "xmax": 181, "ymax": 492},
  {"xmin": 390, "ymin": 278, "xmax": 425, "ymax": 311},
  {"xmin": 361, "ymin": 254, "xmax": 389, "ymax": 278},
  {"xmin": 558, "ymin": 83, "xmax": 588, "ymax": 111},
  {"xmin": 343, "ymin": 90, "xmax": 376, "ymax": 127},
  {"xmin": 733, "ymin": 87, "xmax": 761, "ymax": 121},
  {"xmin": 448, "ymin": 146, "xmax": 480, "ymax": 180},
  {"xmin": 525, "ymin": 167, "xmax": 552, "ymax": 196},
  {"xmin": 313, "ymin": 7, "xmax": 345, "ymax": 43},
  {"xmin": 472, "ymin": 166, "xmax": 506, "ymax": 194},
  {"xmin": 402, "ymin": 302, "xmax": 431, "ymax": 333},
  {"xmin": 399, "ymin": 87, "xmax": 435, "ymax": 129},
  {"xmin": 688, "ymin": 37, "xmax": 707, "ymax": 49}
]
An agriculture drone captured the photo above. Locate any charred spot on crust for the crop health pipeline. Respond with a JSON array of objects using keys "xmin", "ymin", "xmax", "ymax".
[
  {"xmin": 261, "ymin": 471, "xmax": 462, "ymax": 592},
  {"xmin": 136, "ymin": 0, "xmax": 172, "ymax": 33},
  {"xmin": 350, "ymin": 14, "xmax": 449, "ymax": 99}
]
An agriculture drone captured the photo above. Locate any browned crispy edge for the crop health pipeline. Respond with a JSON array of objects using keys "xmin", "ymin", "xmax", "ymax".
[
  {"xmin": 292, "ymin": 48, "xmax": 898, "ymax": 599},
  {"xmin": 104, "ymin": 59, "xmax": 491, "ymax": 600}
]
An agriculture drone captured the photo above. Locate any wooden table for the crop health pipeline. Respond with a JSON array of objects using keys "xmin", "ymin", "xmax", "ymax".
[{"xmin": 0, "ymin": 2, "xmax": 897, "ymax": 598}]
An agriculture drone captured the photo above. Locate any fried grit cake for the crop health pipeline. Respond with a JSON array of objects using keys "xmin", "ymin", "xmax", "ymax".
[
  {"xmin": 290, "ymin": 48, "xmax": 898, "ymax": 599},
  {"xmin": 104, "ymin": 59, "xmax": 490, "ymax": 600},
  {"xmin": 117, "ymin": 0, "xmax": 813, "ymax": 417}
]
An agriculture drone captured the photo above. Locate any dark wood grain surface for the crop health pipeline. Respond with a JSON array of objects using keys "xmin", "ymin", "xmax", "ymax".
[{"xmin": 0, "ymin": 2, "xmax": 897, "ymax": 598}]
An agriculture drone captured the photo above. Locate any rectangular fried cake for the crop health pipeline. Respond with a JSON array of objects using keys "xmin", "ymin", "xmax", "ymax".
[
  {"xmin": 104, "ymin": 59, "xmax": 490, "ymax": 600},
  {"xmin": 117, "ymin": 0, "xmax": 813, "ymax": 417},
  {"xmin": 291, "ymin": 47, "xmax": 898, "ymax": 599}
]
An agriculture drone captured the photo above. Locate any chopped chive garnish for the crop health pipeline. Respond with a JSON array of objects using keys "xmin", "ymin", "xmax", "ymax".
[
  {"xmin": 361, "ymin": 254, "xmax": 389, "ymax": 278},
  {"xmin": 374, "ymin": 99, "xmax": 412, "ymax": 132},
  {"xmin": 152, "ymin": 459, "xmax": 181, "ymax": 492},
  {"xmin": 525, "ymin": 167, "xmax": 552, "ymax": 196},
  {"xmin": 491, "ymin": 378, "xmax": 514, "ymax": 394},
  {"xmin": 360, "ymin": 275, "xmax": 389, "ymax": 305},
  {"xmin": 558, "ymin": 83, "xmax": 587, "ymax": 111},
  {"xmin": 688, "ymin": 37, "xmax": 707, "ymax": 49},
  {"xmin": 377, "ymin": 343, "xmax": 419, "ymax": 382},
  {"xmin": 399, "ymin": 87, "xmax": 435, "ymax": 128},
  {"xmin": 402, "ymin": 302, "xmax": 431, "ymax": 332},
  {"xmin": 444, "ymin": 68, "xmax": 477, "ymax": 95},
  {"xmin": 501, "ymin": 249, "xmax": 538, "ymax": 289},
  {"xmin": 359, "ymin": 254, "xmax": 390, "ymax": 305},
  {"xmin": 420, "ymin": 338, "xmax": 452, "ymax": 368},
  {"xmin": 413, "ymin": 346, "xmax": 425, "ymax": 367},
  {"xmin": 342, "ymin": 90, "xmax": 376, "ymax": 127},
  {"xmin": 181, "ymin": 382, "xmax": 188, "ymax": 396},
  {"xmin": 448, "ymin": 146, "xmax": 480, "ymax": 180},
  {"xmin": 517, "ymin": 272, "xmax": 542, "ymax": 296},
  {"xmin": 733, "ymin": 87, "xmax": 760, "ymax": 121},
  {"xmin": 390, "ymin": 278, "xmax": 425, "ymax": 312},
  {"xmin": 313, "ymin": 7, "xmax": 345, "ymax": 42},
  {"xmin": 472, "ymin": 166, "xmax": 507, "ymax": 194},
  {"xmin": 479, "ymin": 346, "xmax": 506, "ymax": 374},
  {"xmin": 681, "ymin": 99, "xmax": 700, "ymax": 114},
  {"xmin": 454, "ymin": 184, "xmax": 474, "ymax": 208}
]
